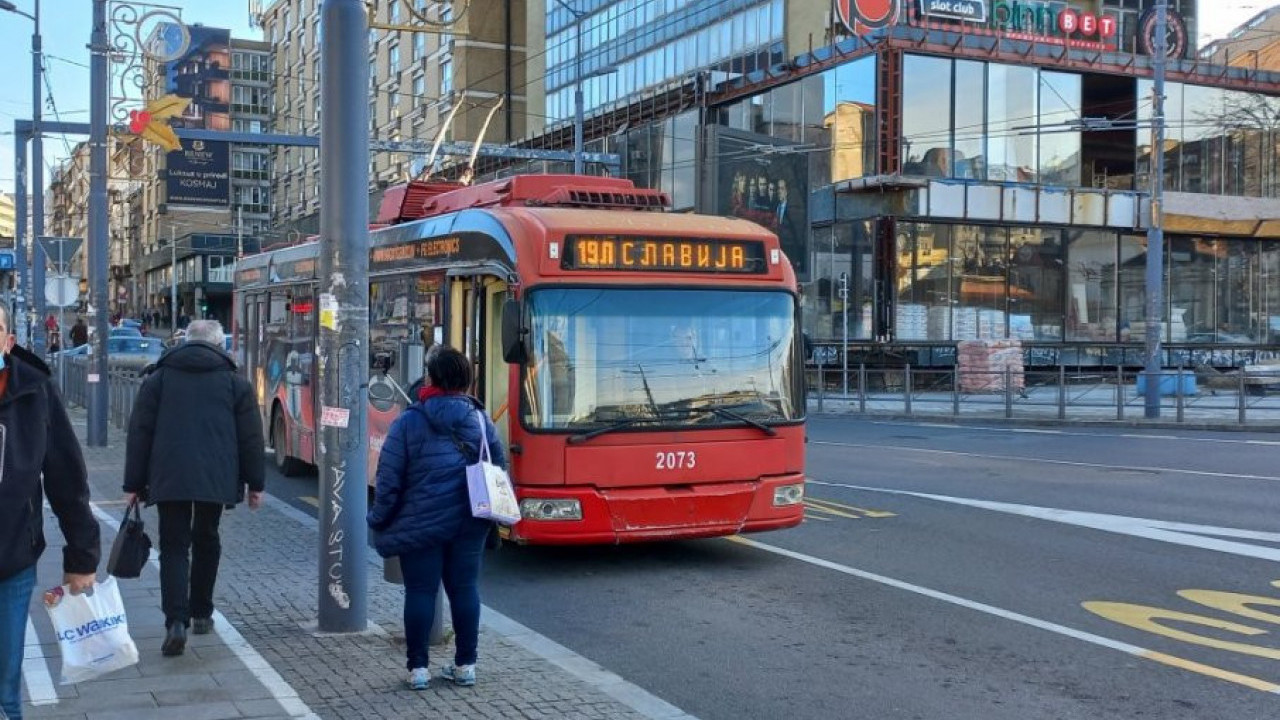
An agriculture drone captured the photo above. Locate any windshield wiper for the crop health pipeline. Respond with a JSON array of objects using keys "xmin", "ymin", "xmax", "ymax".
[
  {"xmin": 692, "ymin": 405, "xmax": 778, "ymax": 436},
  {"xmin": 567, "ymin": 415, "xmax": 667, "ymax": 444}
]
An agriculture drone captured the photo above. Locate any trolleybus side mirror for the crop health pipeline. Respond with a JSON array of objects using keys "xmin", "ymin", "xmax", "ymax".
[{"xmin": 501, "ymin": 298, "xmax": 529, "ymax": 364}]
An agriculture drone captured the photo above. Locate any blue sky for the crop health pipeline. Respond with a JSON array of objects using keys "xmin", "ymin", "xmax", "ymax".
[
  {"xmin": 0, "ymin": 1, "xmax": 259, "ymax": 195},
  {"xmin": 0, "ymin": 1, "xmax": 1268, "ymax": 195}
]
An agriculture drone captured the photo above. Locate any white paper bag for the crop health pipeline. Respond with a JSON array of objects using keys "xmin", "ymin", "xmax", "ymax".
[{"xmin": 44, "ymin": 576, "xmax": 139, "ymax": 684}]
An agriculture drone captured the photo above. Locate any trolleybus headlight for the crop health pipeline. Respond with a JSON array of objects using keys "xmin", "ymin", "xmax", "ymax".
[
  {"xmin": 519, "ymin": 498, "xmax": 582, "ymax": 521},
  {"xmin": 772, "ymin": 483, "xmax": 804, "ymax": 507}
]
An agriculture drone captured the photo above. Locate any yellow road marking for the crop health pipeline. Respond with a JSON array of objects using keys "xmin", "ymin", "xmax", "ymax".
[
  {"xmin": 1142, "ymin": 651, "xmax": 1280, "ymax": 693},
  {"xmin": 807, "ymin": 497, "xmax": 897, "ymax": 519},
  {"xmin": 1084, "ymin": 601, "xmax": 1280, "ymax": 661},
  {"xmin": 298, "ymin": 496, "xmax": 320, "ymax": 509},
  {"xmin": 802, "ymin": 500, "xmax": 860, "ymax": 520},
  {"xmin": 803, "ymin": 512, "xmax": 832, "ymax": 522}
]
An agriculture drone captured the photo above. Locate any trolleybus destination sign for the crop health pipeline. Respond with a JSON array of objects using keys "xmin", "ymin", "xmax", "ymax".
[{"xmin": 561, "ymin": 236, "xmax": 768, "ymax": 274}]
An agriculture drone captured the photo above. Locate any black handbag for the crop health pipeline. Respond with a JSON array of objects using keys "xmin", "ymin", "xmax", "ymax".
[{"xmin": 107, "ymin": 500, "xmax": 152, "ymax": 579}]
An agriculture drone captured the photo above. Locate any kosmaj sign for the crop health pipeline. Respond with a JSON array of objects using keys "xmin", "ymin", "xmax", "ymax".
[{"xmin": 166, "ymin": 139, "xmax": 230, "ymax": 207}]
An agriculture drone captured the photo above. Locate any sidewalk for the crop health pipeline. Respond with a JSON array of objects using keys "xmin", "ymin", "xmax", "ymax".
[{"xmin": 20, "ymin": 409, "xmax": 690, "ymax": 720}]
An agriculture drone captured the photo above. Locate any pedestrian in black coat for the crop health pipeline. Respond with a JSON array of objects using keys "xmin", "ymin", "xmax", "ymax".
[
  {"xmin": 122, "ymin": 320, "xmax": 265, "ymax": 657},
  {"xmin": 0, "ymin": 305, "xmax": 99, "ymax": 720}
]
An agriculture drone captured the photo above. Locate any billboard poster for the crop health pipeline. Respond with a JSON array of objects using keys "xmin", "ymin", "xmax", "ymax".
[
  {"xmin": 161, "ymin": 24, "xmax": 231, "ymax": 207},
  {"xmin": 714, "ymin": 127, "xmax": 810, "ymax": 279},
  {"xmin": 163, "ymin": 25, "xmax": 231, "ymax": 130},
  {"xmin": 167, "ymin": 139, "xmax": 230, "ymax": 207}
]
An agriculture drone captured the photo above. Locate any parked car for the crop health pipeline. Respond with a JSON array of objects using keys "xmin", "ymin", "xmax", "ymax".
[
  {"xmin": 109, "ymin": 326, "xmax": 143, "ymax": 338},
  {"xmin": 105, "ymin": 336, "xmax": 165, "ymax": 372}
]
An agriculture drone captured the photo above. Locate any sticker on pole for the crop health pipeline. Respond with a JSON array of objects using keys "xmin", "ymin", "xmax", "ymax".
[
  {"xmin": 319, "ymin": 294, "xmax": 339, "ymax": 331},
  {"xmin": 320, "ymin": 406, "xmax": 350, "ymax": 429},
  {"xmin": 87, "ymin": 374, "xmax": 100, "ymax": 383}
]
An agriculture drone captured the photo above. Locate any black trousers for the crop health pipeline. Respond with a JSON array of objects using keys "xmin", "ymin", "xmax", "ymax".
[{"xmin": 157, "ymin": 501, "xmax": 224, "ymax": 628}]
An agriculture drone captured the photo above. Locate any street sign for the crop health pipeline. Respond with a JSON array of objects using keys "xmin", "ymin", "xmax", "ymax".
[
  {"xmin": 0, "ymin": 250, "xmax": 14, "ymax": 270},
  {"xmin": 45, "ymin": 275, "xmax": 80, "ymax": 308},
  {"xmin": 36, "ymin": 237, "xmax": 83, "ymax": 274}
]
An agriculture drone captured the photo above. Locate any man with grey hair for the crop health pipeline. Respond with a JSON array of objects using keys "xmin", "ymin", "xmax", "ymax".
[
  {"xmin": 0, "ymin": 302, "xmax": 99, "ymax": 719},
  {"xmin": 184, "ymin": 319, "xmax": 224, "ymax": 348},
  {"xmin": 123, "ymin": 317, "xmax": 264, "ymax": 657}
]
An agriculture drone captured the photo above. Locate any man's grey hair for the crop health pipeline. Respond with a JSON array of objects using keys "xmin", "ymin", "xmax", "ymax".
[
  {"xmin": 0, "ymin": 303, "xmax": 10, "ymax": 335},
  {"xmin": 186, "ymin": 319, "xmax": 225, "ymax": 348}
]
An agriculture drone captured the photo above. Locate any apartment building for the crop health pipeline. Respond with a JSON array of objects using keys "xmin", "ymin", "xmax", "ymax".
[
  {"xmin": 0, "ymin": 193, "xmax": 14, "ymax": 241},
  {"xmin": 257, "ymin": 0, "xmax": 527, "ymax": 242},
  {"xmin": 132, "ymin": 29, "xmax": 271, "ymax": 326},
  {"xmin": 45, "ymin": 138, "xmax": 143, "ymax": 317},
  {"xmin": 1201, "ymin": 6, "xmax": 1280, "ymax": 69}
]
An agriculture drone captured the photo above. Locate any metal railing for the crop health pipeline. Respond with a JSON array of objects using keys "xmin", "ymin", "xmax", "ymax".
[
  {"xmin": 54, "ymin": 356, "xmax": 145, "ymax": 430},
  {"xmin": 809, "ymin": 359, "xmax": 1280, "ymax": 425}
]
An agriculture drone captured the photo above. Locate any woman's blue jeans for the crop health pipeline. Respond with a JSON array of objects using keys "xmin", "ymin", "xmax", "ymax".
[
  {"xmin": 0, "ymin": 565, "xmax": 37, "ymax": 720},
  {"xmin": 398, "ymin": 519, "xmax": 490, "ymax": 671}
]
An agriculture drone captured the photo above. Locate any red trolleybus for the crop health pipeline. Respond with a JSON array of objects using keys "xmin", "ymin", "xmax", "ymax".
[{"xmin": 233, "ymin": 174, "xmax": 805, "ymax": 544}]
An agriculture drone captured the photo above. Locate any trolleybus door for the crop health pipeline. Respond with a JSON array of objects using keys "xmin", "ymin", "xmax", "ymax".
[{"xmin": 448, "ymin": 274, "xmax": 511, "ymax": 447}]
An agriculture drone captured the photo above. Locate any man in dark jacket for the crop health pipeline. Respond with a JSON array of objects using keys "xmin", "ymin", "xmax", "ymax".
[
  {"xmin": 69, "ymin": 318, "xmax": 88, "ymax": 348},
  {"xmin": 0, "ymin": 304, "xmax": 99, "ymax": 720},
  {"xmin": 123, "ymin": 320, "xmax": 264, "ymax": 657}
]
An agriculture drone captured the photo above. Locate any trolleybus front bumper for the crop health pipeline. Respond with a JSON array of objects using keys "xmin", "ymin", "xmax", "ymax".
[{"xmin": 504, "ymin": 472, "xmax": 805, "ymax": 545}]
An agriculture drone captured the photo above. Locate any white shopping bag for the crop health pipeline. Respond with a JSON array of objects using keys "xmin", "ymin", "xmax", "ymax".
[
  {"xmin": 465, "ymin": 410, "xmax": 521, "ymax": 526},
  {"xmin": 44, "ymin": 576, "xmax": 139, "ymax": 684}
]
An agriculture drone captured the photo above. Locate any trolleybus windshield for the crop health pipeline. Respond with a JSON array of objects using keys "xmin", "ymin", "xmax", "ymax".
[{"xmin": 520, "ymin": 288, "xmax": 800, "ymax": 431}]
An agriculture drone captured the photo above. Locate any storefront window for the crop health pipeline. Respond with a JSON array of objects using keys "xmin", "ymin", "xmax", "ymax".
[
  {"xmin": 897, "ymin": 223, "xmax": 1010, "ymax": 341},
  {"xmin": 1066, "ymin": 230, "xmax": 1119, "ymax": 342},
  {"xmin": 824, "ymin": 55, "xmax": 877, "ymax": 183},
  {"xmin": 902, "ymin": 55, "xmax": 953, "ymax": 178},
  {"xmin": 1008, "ymin": 228, "xmax": 1065, "ymax": 340},
  {"xmin": 953, "ymin": 60, "xmax": 986, "ymax": 180},
  {"xmin": 1140, "ymin": 80, "xmax": 1280, "ymax": 198},
  {"xmin": 953, "ymin": 226, "xmax": 1008, "ymax": 339},
  {"xmin": 1117, "ymin": 234, "xmax": 1153, "ymax": 343},
  {"xmin": 988, "ymin": 64, "xmax": 1038, "ymax": 183},
  {"xmin": 1039, "ymin": 72, "xmax": 1082, "ymax": 187}
]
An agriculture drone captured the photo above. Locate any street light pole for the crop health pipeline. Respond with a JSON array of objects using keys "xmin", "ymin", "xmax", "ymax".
[
  {"xmin": 551, "ymin": 0, "xmax": 585, "ymax": 174},
  {"xmin": 1143, "ymin": 0, "xmax": 1168, "ymax": 420},
  {"xmin": 316, "ymin": 0, "xmax": 369, "ymax": 633},
  {"xmin": 30, "ymin": 0, "xmax": 45, "ymax": 356},
  {"xmin": 87, "ymin": 0, "xmax": 108, "ymax": 446}
]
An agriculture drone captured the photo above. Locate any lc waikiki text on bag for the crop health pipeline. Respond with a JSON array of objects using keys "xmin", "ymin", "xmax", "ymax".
[
  {"xmin": 44, "ymin": 576, "xmax": 140, "ymax": 684},
  {"xmin": 465, "ymin": 410, "xmax": 520, "ymax": 525},
  {"xmin": 106, "ymin": 499, "xmax": 152, "ymax": 579}
]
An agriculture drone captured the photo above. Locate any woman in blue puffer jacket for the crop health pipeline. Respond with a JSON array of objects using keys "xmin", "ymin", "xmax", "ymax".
[{"xmin": 368, "ymin": 345, "xmax": 506, "ymax": 691}]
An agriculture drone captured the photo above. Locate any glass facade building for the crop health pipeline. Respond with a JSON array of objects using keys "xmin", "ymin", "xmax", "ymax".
[
  {"xmin": 543, "ymin": 0, "xmax": 785, "ymax": 125},
  {"xmin": 527, "ymin": 0, "xmax": 1279, "ymax": 366}
]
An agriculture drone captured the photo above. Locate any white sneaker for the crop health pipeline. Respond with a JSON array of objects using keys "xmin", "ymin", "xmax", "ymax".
[
  {"xmin": 409, "ymin": 667, "xmax": 430, "ymax": 690},
  {"xmin": 441, "ymin": 663, "xmax": 476, "ymax": 686}
]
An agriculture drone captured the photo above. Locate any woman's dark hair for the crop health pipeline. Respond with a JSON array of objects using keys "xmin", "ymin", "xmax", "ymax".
[{"xmin": 425, "ymin": 345, "xmax": 473, "ymax": 392}]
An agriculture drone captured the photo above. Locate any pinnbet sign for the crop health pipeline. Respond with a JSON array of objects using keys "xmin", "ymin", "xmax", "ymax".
[{"xmin": 912, "ymin": 0, "xmax": 1119, "ymax": 50}]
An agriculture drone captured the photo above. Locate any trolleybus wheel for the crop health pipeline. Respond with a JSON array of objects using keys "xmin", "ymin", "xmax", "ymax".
[{"xmin": 272, "ymin": 409, "xmax": 307, "ymax": 477}]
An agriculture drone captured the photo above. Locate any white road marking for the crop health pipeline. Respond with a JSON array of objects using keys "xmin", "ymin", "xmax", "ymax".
[
  {"xmin": 88, "ymin": 502, "xmax": 319, "ymax": 719},
  {"xmin": 810, "ymin": 480, "xmax": 1280, "ymax": 563},
  {"xmin": 728, "ymin": 535, "xmax": 1280, "ymax": 695},
  {"xmin": 863, "ymin": 420, "xmax": 1280, "ymax": 446},
  {"xmin": 22, "ymin": 617, "xmax": 58, "ymax": 705},
  {"xmin": 262, "ymin": 494, "xmax": 698, "ymax": 720},
  {"xmin": 811, "ymin": 440, "xmax": 1280, "ymax": 482}
]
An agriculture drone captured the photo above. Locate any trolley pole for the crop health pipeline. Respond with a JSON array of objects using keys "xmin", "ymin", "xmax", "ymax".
[
  {"xmin": 86, "ymin": 0, "xmax": 109, "ymax": 447},
  {"xmin": 1143, "ymin": 0, "xmax": 1168, "ymax": 420},
  {"xmin": 316, "ymin": 0, "xmax": 370, "ymax": 633}
]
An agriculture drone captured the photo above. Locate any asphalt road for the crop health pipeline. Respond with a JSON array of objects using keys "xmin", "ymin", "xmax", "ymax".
[{"xmin": 265, "ymin": 418, "xmax": 1280, "ymax": 720}]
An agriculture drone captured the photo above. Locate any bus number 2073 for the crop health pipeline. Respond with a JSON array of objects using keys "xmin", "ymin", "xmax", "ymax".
[{"xmin": 656, "ymin": 451, "xmax": 696, "ymax": 470}]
